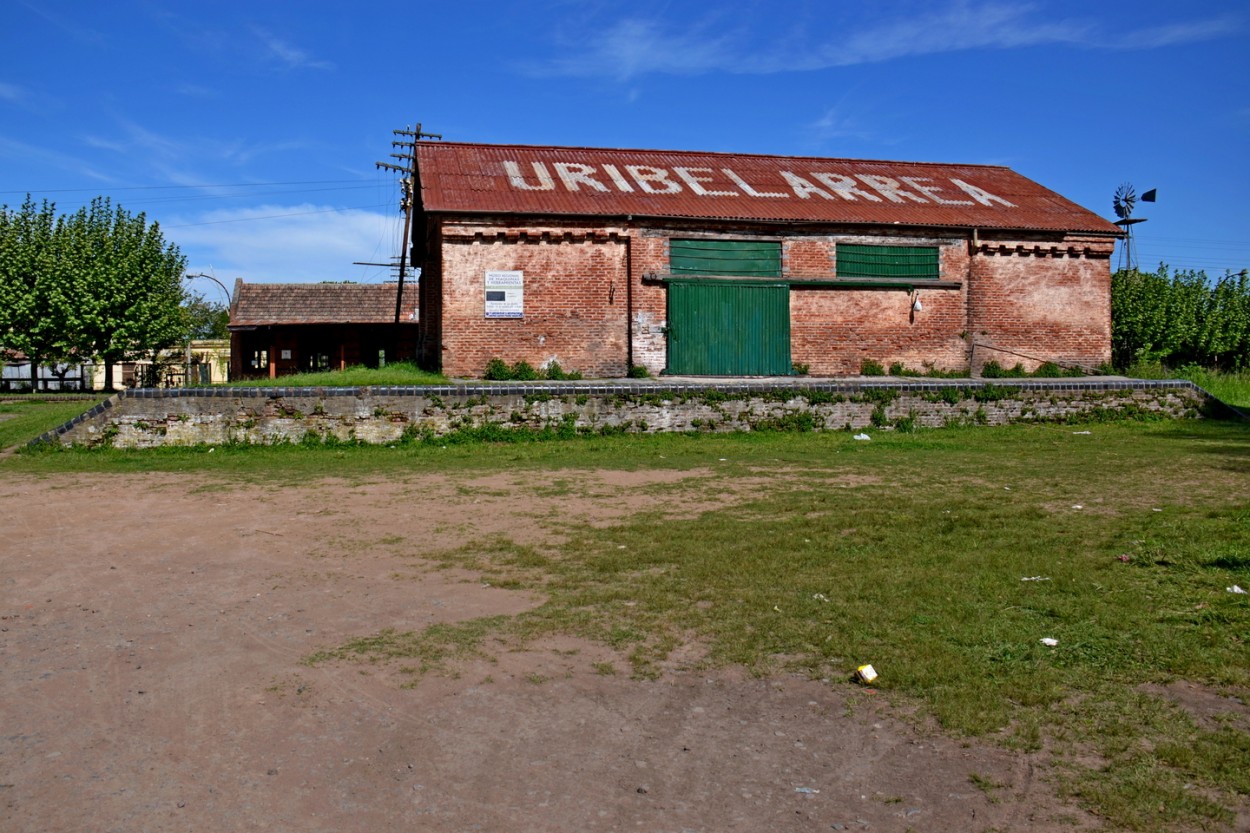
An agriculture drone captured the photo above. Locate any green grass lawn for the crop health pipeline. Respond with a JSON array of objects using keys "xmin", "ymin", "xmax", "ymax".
[
  {"xmin": 1181, "ymin": 369, "xmax": 1249, "ymax": 411},
  {"xmin": 4, "ymin": 414, "xmax": 1249, "ymax": 829},
  {"xmin": 223, "ymin": 361, "xmax": 447, "ymax": 388},
  {"xmin": 0, "ymin": 398, "xmax": 102, "ymax": 452},
  {"xmin": 1126, "ymin": 364, "xmax": 1250, "ymax": 411}
]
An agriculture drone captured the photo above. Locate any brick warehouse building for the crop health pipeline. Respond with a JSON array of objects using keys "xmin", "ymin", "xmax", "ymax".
[{"xmin": 410, "ymin": 142, "xmax": 1121, "ymax": 378}]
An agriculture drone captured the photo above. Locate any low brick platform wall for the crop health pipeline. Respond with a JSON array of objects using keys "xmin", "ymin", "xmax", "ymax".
[{"xmin": 32, "ymin": 378, "xmax": 1226, "ymax": 449}]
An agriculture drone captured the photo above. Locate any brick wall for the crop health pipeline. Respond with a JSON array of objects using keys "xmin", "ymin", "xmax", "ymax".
[
  {"xmin": 421, "ymin": 216, "xmax": 1115, "ymax": 378},
  {"xmin": 434, "ymin": 223, "xmax": 629, "ymax": 378},
  {"xmin": 789, "ymin": 286, "xmax": 969, "ymax": 375},
  {"xmin": 629, "ymin": 234, "xmax": 670, "ymax": 374},
  {"xmin": 969, "ymin": 234, "xmax": 1115, "ymax": 372}
]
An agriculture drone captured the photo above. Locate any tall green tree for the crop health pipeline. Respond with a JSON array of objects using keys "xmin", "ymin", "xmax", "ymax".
[
  {"xmin": 0, "ymin": 196, "xmax": 187, "ymax": 391},
  {"xmin": 1111, "ymin": 264, "xmax": 1250, "ymax": 370},
  {"xmin": 0, "ymin": 197, "xmax": 77, "ymax": 390},
  {"xmin": 61, "ymin": 197, "xmax": 187, "ymax": 390}
]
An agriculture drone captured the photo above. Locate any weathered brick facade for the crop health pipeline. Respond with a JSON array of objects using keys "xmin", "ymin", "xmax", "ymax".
[
  {"xmin": 412, "ymin": 143, "xmax": 1119, "ymax": 379},
  {"xmin": 432, "ymin": 223, "xmax": 631, "ymax": 378}
]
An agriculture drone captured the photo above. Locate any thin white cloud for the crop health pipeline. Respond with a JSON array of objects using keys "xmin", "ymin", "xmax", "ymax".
[
  {"xmin": 0, "ymin": 135, "xmax": 116, "ymax": 185},
  {"xmin": 0, "ymin": 82, "xmax": 27, "ymax": 104},
  {"xmin": 531, "ymin": 3, "xmax": 1239, "ymax": 80},
  {"xmin": 83, "ymin": 119, "xmax": 183, "ymax": 162},
  {"xmin": 800, "ymin": 3, "xmax": 1087, "ymax": 69},
  {"xmin": 807, "ymin": 105, "xmax": 876, "ymax": 144},
  {"xmin": 172, "ymin": 205, "xmax": 397, "ymax": 283},
  {"xmin": 175, "ymin": 83, "xmax": 219, "ymax": 99},
  {"xmin": 80, "ymin": 118, "xmax": 316, "ymax": 185},
  {"xmin": 538, "ymin": 18, "xmax": 739, "ymax": 81},
  {"xmin": 1110, "ymin": 17, "xmax": 1240, "ymax": 50},
  {"xmin": 251, "ymin": 27, "xmax": 335, "ymax": 71},
  {"xmin": 16, "ymin": 0, "xmax": 106, "ymax": 45}
]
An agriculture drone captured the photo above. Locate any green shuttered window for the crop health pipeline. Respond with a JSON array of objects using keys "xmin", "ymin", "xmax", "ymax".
[
  {"xmin": 670, "ymin": 239, "xmax": 782, "ymax": 278},
  {"xmin": 836, "ymin": 244, "xmax": 939, "ymax": 280}
]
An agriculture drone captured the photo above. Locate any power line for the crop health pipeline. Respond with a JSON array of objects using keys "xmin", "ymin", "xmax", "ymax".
[
  {"xmin": 0, "ymin": 178, "xmax": 371, "ymax": 195},
  {"xmin": 17, "ymin": 185, "xmax": 385, "ymax": 215}
]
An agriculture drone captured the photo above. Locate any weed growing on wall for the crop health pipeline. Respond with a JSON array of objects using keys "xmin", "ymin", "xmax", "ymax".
[
  {"xmin": 542, "ymin": 361, "xmax": 582, "ymax": 381},
  {"xmin": 981, "ymin": 360, "xmax": 1083, "ymax": 379},
  {"xmin": 973, "ymin": 383, "xmax": 1021, "ymax": 403},
  {"xmin": 483, "ymin": 358, "xmax": 512, "ymax": 380},
  {"xmin": 483, "ymin": 357, "xmax": 584, "ymax": 381}
]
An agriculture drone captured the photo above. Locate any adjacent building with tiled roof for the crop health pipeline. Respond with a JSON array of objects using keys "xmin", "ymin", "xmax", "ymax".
[
  {"xmin": 410, "ymin": 141, "xmax": 1121, "ymax": 378},
  {"xmin": 229, "ymin": 280, "xmax": 417, "ymax": 379}
]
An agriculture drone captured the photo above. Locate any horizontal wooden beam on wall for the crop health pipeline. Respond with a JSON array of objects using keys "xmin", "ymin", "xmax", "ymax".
[{"xmin": 644, "ymin": 272, "xmax": 961, "ymax": 291}]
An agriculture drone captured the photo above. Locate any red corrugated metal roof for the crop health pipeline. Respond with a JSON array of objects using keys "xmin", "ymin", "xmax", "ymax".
[
  {"xmin": 415, "ymin": 142, "xmax": 1120, "ymax": 235},
  {"xmin": 230, "ymin": 282, "xmax": 417, "ymax": 327}
]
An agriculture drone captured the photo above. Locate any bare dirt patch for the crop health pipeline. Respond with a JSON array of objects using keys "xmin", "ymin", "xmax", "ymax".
[
  {"xmin": 1141, "ymin": 681, "xmax": 1250, "ymax": 733},
  {"xmin": 1, "ymin": 470, "xmax": 1099, "ymax": 832}
]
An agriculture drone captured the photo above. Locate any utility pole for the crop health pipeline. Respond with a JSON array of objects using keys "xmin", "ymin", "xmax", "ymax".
[{"xmin": 377, "ymin": 123, "xmax": 442, "ymax": 341}]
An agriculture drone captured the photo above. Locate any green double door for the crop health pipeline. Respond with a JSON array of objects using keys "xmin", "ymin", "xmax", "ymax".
[{"xmin": 666, "ymin": 280, "xmax": 791, "ymax": 375}]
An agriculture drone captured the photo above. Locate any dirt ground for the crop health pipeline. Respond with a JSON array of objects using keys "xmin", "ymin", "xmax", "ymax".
[{"xmin": 0, "ymin": 468, "xmax": 1106, "ymax": 833}]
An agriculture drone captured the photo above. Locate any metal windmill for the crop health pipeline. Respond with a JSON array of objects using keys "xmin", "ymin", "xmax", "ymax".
[{"xmin": 1112, "ymin": 182, "xmax": 1156, "ymax": 271}]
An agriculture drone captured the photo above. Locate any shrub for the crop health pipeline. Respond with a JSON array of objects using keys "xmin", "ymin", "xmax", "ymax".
[
  {"xmin": 510, "ymin": 360, "xmax": 540, "ymax": 381},
  {"xmin": 484, "ymin": 358, "xmax": 512, "ymax": 380},
  {"xmin": 893, "ymin": 411, "xmax": 918, "ymax": 432},
  {"xmin": 544, "ymin": 361, "xmax": 582, "ymax": 381},
  {"xmin": 860, "ymin": 359, "xmax": 886, "ymax": 376},
  {"xmin": 980, "ymin": 361, "xmax": 1026, "ymax": 378},
  {"xmin": 627, "ymin": 364, "xmax": 651, "ymax": 379}
]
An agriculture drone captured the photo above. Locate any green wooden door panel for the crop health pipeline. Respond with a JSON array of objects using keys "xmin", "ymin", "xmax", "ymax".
[{"xmin": 667, "ymin": 281, "xmax": 790, "ymax": 375}]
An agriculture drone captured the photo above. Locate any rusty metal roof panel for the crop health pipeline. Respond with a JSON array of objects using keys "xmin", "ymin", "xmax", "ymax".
[
  {"xmin": 230, "ymin": 282, "xmax": 418, "ymax": 327},
  {"xmin": 415, "ymin": 142, "xmax": 1119, "ymax": 235}
]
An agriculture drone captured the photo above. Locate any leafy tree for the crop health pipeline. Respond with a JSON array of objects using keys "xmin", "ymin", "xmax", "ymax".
[
  {"xmin": 183, "ymin": 294, "xmax": 230, "ymax": 340},
  {"xmin": 0, "ymin": 197, "xmax": 77, "ymax": 390},
  {"xmin": 0, "ymin": 195, "xmax": 187, "ymax": 391},
  {"xmin": 1112, "ymin": 264, "xmax": 1250, "ymax": 370}
]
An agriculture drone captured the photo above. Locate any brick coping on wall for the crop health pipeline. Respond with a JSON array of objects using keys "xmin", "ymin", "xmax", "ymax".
[
  {"xmin": 29, "ymin": 376, "xmax": 1239, "ymax": 448},
  {"xmin": 112, "ymin": 375, "xmax": 1213, "ymax": 398}
]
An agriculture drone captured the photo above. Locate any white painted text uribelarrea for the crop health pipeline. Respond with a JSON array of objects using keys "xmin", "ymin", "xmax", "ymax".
[{"xmin": 502, "ymin": 160, "xmax": 1015, "ymax": 208}]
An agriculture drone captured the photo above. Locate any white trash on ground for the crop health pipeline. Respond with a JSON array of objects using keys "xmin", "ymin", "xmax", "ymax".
[
  {"xmin": 1040, "ymin": 637, "xmax": 1059, "ymax": 647},
  {"xmin": 853, "ymin": 433, "xmax": 871, "ymax": 441}
]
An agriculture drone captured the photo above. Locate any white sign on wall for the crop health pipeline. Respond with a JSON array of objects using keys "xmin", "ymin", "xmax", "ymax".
[{"xmin": 485, "ymin": 270, "xmax": 524, "ymax": 318}]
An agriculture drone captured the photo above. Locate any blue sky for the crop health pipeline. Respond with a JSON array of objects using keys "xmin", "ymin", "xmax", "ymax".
[{"xmin": 2, "ymin": 0, "xmax": 1247, "ymax": 298}]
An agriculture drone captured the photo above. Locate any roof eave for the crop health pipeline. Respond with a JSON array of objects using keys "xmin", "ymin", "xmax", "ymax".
[{"xmin": 422, "ymin": 207, "xmax": 1122, "ymax": 237}]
